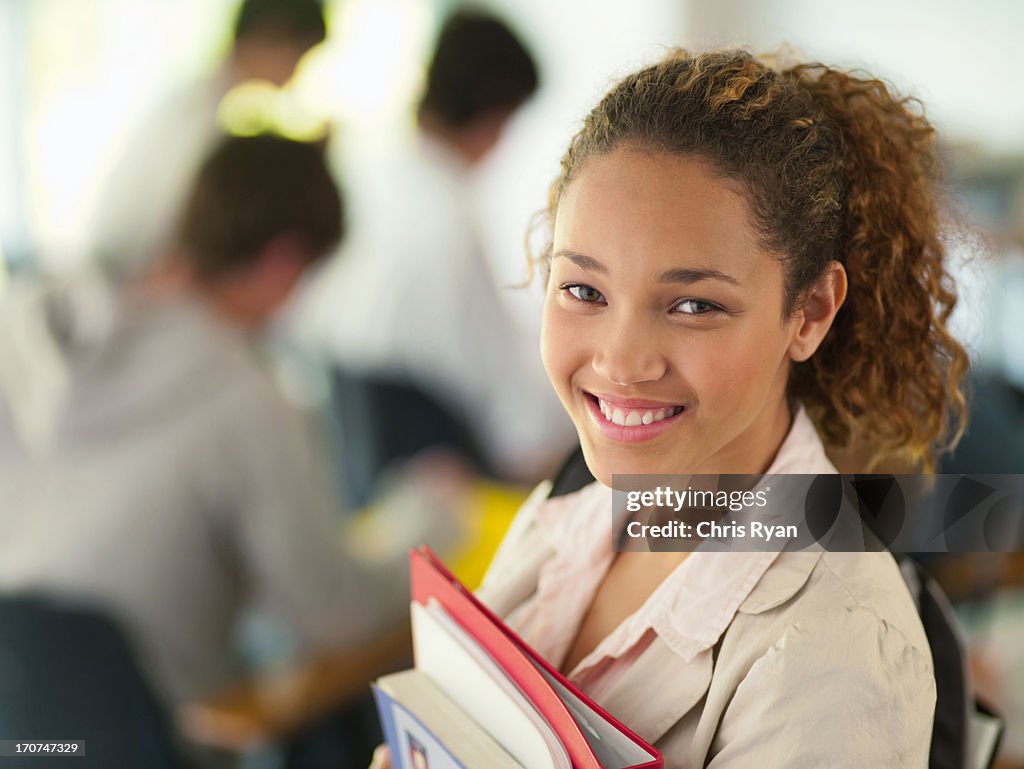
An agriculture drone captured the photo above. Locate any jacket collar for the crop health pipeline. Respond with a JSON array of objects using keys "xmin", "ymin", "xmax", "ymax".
[
  {"xmin": 532, "ymin": 404, "xmax": 836, "ymax": 650},
  {"xmin": 527, "ymin": 406, "xmax": 836, "ymax": 743}
]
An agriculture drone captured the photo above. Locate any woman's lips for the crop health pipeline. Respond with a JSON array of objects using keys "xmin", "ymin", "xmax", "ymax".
[{"xmin": 583, "ymin": 392, "xmax": 687, "ymax": 442}]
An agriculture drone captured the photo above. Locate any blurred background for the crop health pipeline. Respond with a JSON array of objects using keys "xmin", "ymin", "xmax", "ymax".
[
  {"xmin": 1, "ymin": 0, "xmax": 1023, "ymax": 768},
  {"xmin": 3, "ymin": 0, "xmax": 1024, "ymax": 359}
]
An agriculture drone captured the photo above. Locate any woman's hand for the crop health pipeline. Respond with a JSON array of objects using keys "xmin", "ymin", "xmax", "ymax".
[{"xmin": 369, "ymin": 744, "xmax": 391, "ymax": 769}]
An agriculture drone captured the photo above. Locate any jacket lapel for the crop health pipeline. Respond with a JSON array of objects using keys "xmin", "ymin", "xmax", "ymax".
[{"xmin": 596, "ymin": 635, "xmax": 714, "ymax": 745}]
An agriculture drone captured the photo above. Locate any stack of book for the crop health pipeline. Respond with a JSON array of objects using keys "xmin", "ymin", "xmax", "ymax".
[{"xmin": 373, "ymin": 547, "xmax": 662, "ymax": 769}]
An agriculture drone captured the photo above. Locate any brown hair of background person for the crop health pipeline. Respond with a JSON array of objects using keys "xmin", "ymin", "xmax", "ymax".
[
  {"xmin": 230, "ymin": 0, "xmax": 327, "ymax": 88},
  {"xmin": 418, "ymin": 10, "xmax": 539, "ymax": 130},
  {"xmin": 233, "ymin": 0, "xmax": 327, "ymax": 48},
  {"xmin": 539, "ymin": 49, "xmax": 969, "ymax": 472},
  {"xmin": 174, "ymin": 134, "xmax": 342, "ymax": 281}
]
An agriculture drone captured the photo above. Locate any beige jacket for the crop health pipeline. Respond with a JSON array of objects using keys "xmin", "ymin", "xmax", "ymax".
[{"xmin": 478, "ymin": 414, "xmax": 936, "ymax": 768}]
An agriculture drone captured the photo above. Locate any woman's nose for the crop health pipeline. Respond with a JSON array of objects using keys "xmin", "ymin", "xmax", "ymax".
[{"xmin": 591, "ymin": 317, "xmax": 667, "ymax": 386}]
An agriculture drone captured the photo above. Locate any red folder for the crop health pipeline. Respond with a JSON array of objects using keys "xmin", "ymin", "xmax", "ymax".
[{"xmin": 411, "ymin": 546, "xmax": 663, "ymax": 769}]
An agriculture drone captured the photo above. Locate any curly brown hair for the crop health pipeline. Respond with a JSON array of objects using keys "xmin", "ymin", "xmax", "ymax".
[{"xmin": 540, "ymin": 49, "xmax": 968, "ymax": 471}]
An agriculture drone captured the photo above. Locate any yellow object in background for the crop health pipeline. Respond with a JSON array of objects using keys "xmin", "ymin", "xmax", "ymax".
[
  {"xmin": 447, "ymin": 480, "xmax": 529, "ymax": 590},
  {"xmin": 217, "ymin": 80, "xmax": 329, "ymax": 143},
  {"xmin": 342, "ymin": 475, "xmax": 528, "ymax": 591}
]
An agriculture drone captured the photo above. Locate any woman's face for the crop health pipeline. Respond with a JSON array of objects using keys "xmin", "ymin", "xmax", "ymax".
[{"xmin": 542, "ymin": 147, "xmax": 804, "ymax": 485}]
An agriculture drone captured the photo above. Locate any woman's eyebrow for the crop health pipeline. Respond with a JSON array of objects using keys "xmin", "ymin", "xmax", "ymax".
[
  {"xmin": 553, "ymin": 249, "xmax": 606, "ymax": 273},
  {"xmin": 553, "ymin": 250, "xmax": 741, "ymax": 286},
  {"xmin": 659, "ymin": 267, "xmax": 741, "ymax": 285}
]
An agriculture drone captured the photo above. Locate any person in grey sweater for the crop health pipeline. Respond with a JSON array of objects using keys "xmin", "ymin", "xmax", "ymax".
[{"xmin": 0, "ymin": 135, "xmax": 427, "ymax": 708}]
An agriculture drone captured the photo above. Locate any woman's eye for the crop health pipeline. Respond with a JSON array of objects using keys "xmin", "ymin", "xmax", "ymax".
[
  {"xmin": 674, "ymin": 299, "xmax": 719, "ymax": 315},
  {"xmin": 563, "ymin": 284, "xmax": 605, "ymax": 304}
]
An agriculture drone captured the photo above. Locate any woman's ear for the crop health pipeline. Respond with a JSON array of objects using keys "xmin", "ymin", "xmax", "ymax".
[{"xmin": 788, "ymin": 261, "xmax": 848, "ymax": 362}]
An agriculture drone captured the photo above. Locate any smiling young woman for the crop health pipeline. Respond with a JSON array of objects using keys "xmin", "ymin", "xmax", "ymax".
[
  {"xmin": 544, "ymin": 149, "xmax": 846, "ymax": 482},
  {"xmin": 473, "ymin": 49, "xmax": 969, "ymax": 769}
]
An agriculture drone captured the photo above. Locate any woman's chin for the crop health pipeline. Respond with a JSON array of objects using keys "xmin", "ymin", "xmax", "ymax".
[{"xmin": 582, "ymin": 449, "xmax": 680, "ymax": 489}]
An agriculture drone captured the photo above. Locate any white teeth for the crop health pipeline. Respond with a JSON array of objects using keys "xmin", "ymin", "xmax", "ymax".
[{"xmin": 597, "ymin": 399, "xmax": 682, "ymax": 427}]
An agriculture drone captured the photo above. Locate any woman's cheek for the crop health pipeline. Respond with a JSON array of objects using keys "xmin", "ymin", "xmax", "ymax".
[
  {"xmin": 682, "ymin": 334, "xmax": 737, "ymax": 388},
  {"xmin": 540, "ymin": 303, "xmax": 579, "ymax": 398},
  {"xmin": 685, "ymin": 333, "xmax": 767, "ymax": 412}
]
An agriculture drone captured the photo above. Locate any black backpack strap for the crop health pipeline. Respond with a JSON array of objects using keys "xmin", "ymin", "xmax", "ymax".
[
  {"xmin": 898, "ymin": 555, "xmax": 1008, "ymax": 769},
  {"xmin": 548, "ymin": 446, "xmax": 594, "ymax": 498}
]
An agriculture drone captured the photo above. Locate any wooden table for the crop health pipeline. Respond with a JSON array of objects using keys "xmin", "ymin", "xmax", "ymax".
[{"xmin": 179, "ymin": 620, "xmax": 412, "ymax": 751}]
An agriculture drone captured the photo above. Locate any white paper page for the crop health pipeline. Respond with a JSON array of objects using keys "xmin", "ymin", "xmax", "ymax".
[
  {"xmin": 412, "ymin": 601, "xmax": 571, "ymax": 769},
  {"xmin": 529, "ymin": 659, "xmax": 656, "ymax": 769},
  {"xmin": 967, "ymin": 709, "xmax": 1003, "ymax": 769}
]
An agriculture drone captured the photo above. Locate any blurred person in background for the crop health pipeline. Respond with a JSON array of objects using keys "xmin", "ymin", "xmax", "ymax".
[
  {"xmin": 0, "ymin": 135, "xmax": 434, "ymax": 729},
  {"xmin": 85, "ymin": 0, "xmax": 327, "ymax": 274},
  {"xmin": 302, "ymin": 9, "xmax": 575, "ymax": 503}
]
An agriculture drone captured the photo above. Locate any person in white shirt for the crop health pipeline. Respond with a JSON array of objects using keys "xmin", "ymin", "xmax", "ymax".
[
  {"xmin": 302, "ymin": 10, "xmax": 576, "ymax": 487},
  {"xmin": 86, "ymin": 0, "xmax": 327, "ymax": 274}
]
